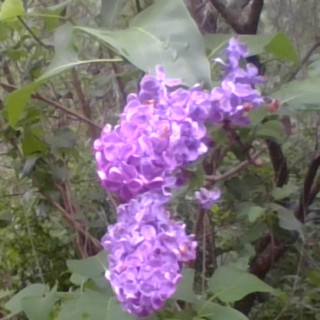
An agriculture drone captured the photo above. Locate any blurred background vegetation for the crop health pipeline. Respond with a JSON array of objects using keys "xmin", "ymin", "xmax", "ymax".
[{"xmin": 1, "ymin": 0, "xmax": 320, "ymax": 319}]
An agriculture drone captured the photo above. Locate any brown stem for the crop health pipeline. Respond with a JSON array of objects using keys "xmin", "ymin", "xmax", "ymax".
[
  {"xmin": 266, "ymin": 140, "xmax": 289, "ymax": 187},
  {"xmin": 71, "ymin": 69, "xmax": 98, "ymax": 139},
  {"xmin": 238, "ymin": 152, "xmax": 320, "ymax": 314},
  {"xmin": 295, "ymin": 152, "xmax": 320, "ymax": 222},
  {"xmin": 205, "ymin": 147, "xmax": 266, "ymax": 184},
  {"xmin": 287, "ymin": 40, "xmax": 320, "ymax": 82},
  {"xmin": 40, "ymin": 184, "xmax": 102, "ymax": 257},
  {"xmin": 18, "ymin": 16, "xmax": 53, "ymax": 50},
  {"xmin": 0, "ymin": 82, "xmax": 102, "ymax": 130},
  {"xmin": 209, "ymin": 0, "xmax": 264, "ymax": 34}
]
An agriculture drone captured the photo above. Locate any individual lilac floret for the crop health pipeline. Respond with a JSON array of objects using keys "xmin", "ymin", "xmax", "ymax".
[
  {"xmin": 94, "ymin": 67, "xmax": 210, "ymax": 201},
  {"xmin": 195, "ymin": 187, "xmax": 221, "ymax": 210},
  {"xmin": 102, "ymin": 192, "xmax": 196, "ymax": 317},
  {"xmin": 225, "ymin": 37, "xmax": 248, "ymax": 69}
]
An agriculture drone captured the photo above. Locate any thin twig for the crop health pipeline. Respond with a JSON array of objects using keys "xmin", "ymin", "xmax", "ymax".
[
  {"xmin": 0, "ymin": 82, "xmax": 102, "ymax": 130},
  {"xmin": 40, "ymin": 189, "xmax": 102, "ymax": 254},
  {"xmin": 17, "ymin": 16, "xmax": 53, "ymax": 50},
  {"xmin": 266, "ymin": 140, "xmax": 289, "ymax": 187},
  {"xmin": 135, "ymin": 0, "xmax": 142, "ymax": 13},
  {"xmin": 71, "ymin": 69, "xmax": 98, "ymax": 138},
  {"xmin": 205, "ymin": 147, "xmax": 266, "ymax": 184},
  {"xmin": 287, "ymin": 40, "xmax": 320, "ymax": 82},
  {"xmin": 295, "ymin": 151, "xmax": 320, "ymax": 222}
]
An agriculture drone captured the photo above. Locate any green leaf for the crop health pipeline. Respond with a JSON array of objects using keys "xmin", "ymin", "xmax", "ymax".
[
  {"xmin": 43, "ymin": 0, "xmax": 71, "ymax": 32},
  {"xmin": 272, "ymin": 77, "xmax": 320, "ymax": 110},
  {"xmin": 0, "ymin": 0, "xmax": 25, "ymax": 21},
  {"xmin": 188, "ymin": 166, "xmax": 205, "ymax": 190},
  {"xmin": 66, "ymin": 250, "xmax": 108, "ymax": 287},
  {"xmin": 208, "ymin": 265, "xmax": 275, "ymax": 303},
  {"xmin": 238, "ymin": 34, "xmax": 276, "ymax": 56},
  {"xmin": 4, "ymin": 24, "xmax": 120, "ymax": 127},
  {"xmin": 76, "ymin": 0, "xmax": 211, "ymax": 87},
  {"xmin": 194, "ymin": 301, "xmax": 248, "ymax": 320},
  {"xmin": 238, "ymin": 203, "xmax": 265, "ymax": 223},
  {"xmin": 21, "ymin": 286, "xmax": 58, "ymax": 320},
  {"xmin": 100, "ymin": 0, "xmax": 127, "ymax": 28},
  {"xmin": 174, "ymin": 310, "xmax": 196, "ymax": 320},
  {"xmin": 55, "ymin": 293, "xmax": 79, "ymax": 320},
  {"xmin": 249, "ymin": 106, "xmax": 269, "ymax": 126},
  {"xmin": 5, "ymin": 284, "xmax": 47, "ymax": 313},
  {"xmin": 272, "ymin": 184, "xmax": 299, "ymax": 201},
  {"xmin": 5, "ymin": 82, "xmax": 40, "ymax": 127},
  {"xmin": 172, "ymin": 268, "xmax": 196, "ymax": 303},
  {"xmin": 265, "ymin": 33, "xmax": 299, "ymax": 64},
  {"xmin": 70, "ymin": 273, "xmax": 88, "ymax": 286},
  {"xmin": 38, "ymin": 23, "xmax": 119, "ymax": 81},
  {"xmin": 203, "ymin": 34, "xmax": 229, "ymax": 60},
  {"xmin": 204, "ymin": 34, "xmax": 276, "ymax": 59},
  {"xmin": 56, "ymin": 292, "xmax": 136, "ymax": 320},
  {"xmin": 21, "ymin": 130, "xmax": 47, "ymax": 155},
  {"xmin": 256, "ymin": 120, "xmax": 285, "ymax": 143},
  {"xmin": 21, "ymin": 155, "xmax": 39, "ymax": 177},
  {"xmin": 269, "ymin": 203, "xmax": 304, "ymax": 240},
  {"xmin": 45, "ymin": 127, "xmax": 77, "ymax": 151}
]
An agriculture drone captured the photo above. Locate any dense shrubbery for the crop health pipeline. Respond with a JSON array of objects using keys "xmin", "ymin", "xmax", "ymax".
[{"xmin": 1, "ymin": 0, "xmax": 320, "ymax": 319}]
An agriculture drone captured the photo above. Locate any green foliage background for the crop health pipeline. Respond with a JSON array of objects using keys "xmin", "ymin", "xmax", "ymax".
[{"xmin": 1, "ymin": 0, "xmax": 320, "ymax": 319}]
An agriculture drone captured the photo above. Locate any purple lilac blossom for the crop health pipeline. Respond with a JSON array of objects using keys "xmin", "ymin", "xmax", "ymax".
[
  {"xmin": 210, "ymin": 37, "xmax": 265, "ymax": 126},
  {"xmin": 195, "ymin": 187, "xmax": 221, "ymax": 210},
  {"xmin": 102, "ymin": 192, "xmax": 196, "ymax": 317},
  {"xmin": 94, "ymin": 66, "xmax": 209, "ymax": 201}
]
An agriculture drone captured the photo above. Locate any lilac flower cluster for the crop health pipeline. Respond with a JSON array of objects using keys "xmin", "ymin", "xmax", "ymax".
[
  {"xmin": 93, "ymin": 66, "xmax": 210, "ymax": 202},
  {"xmin": 211, "ymin": 38, "xmax": 265, "ymax": 126},
  {"xmin": 95, "ymin": 38, "xmax": 264, "ymax": 317},
  {"xmin": 102, "ymin": 192, "xmax": 196, "ymax": 316}
]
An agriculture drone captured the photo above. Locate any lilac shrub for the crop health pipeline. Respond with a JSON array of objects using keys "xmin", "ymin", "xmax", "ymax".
[{"xmin": 94, "ymin": 38, "xmax": 265, "ymax": 317}]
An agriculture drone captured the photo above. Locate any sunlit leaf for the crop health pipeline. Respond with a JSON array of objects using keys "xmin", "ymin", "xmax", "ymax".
[
  {"xmin": 43, "ymin": 0, "xmax": 71, "ymax": 32},
  {"xmin": 5, "ymin": 82, "xmax": 40, "ymax": 127},
  {"xmin": 0, "ymin": 0, "xmax": 25, "ymax": 21},
  {"xmin": 76, "ymin": 0, "xmax": 211, "ymax": 87}
]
